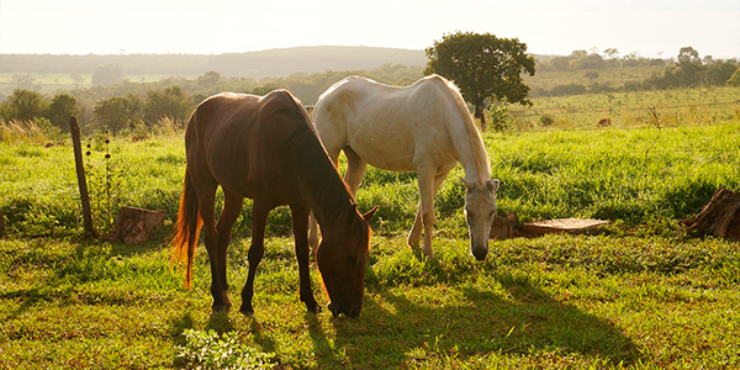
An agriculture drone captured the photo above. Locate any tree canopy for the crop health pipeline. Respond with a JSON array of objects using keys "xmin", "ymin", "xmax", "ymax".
[{"xmin": 425, "ymin": 31, "xmax": 535, "ymax": 130}]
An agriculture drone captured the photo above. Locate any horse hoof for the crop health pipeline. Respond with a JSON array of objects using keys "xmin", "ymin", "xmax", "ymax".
[
  {"xmin": 212, "ymin": 304, "xmax": 231, "ymax": 313},
  {"xmin": 305, "ymin": 303, "xmax": 320, "ymax": 314},
  {"xmin": 239, "ymin": 305, "xmax": 254, "ymax": 316}
]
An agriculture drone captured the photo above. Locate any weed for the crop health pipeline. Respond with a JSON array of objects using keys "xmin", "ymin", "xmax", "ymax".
[{"xmin": 176, "ymin": 329, "xmax": 277, "ymax": 370}]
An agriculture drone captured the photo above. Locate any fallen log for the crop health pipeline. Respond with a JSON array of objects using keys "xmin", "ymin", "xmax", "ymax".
[{"xmin": 522, "ymin": 218, "xmax": 610, "ymax": 236}]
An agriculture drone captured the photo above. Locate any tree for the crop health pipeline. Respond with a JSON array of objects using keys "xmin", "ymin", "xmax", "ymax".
[
  {"xmin": 197, "ymin": 71, "xmax": 221, "ymax": 87},
  {"xmin": 0, "ymin": 89, "xmax": 48, "ymax": 122},
  {"xmin": 425, "ymin": 31, "xmax": 535, "ymax": 131},
  {"xmin": 91, "ymin": 64, "xmax": 124, "ymax": 86},
  {"xmin": 93, "ymin": 94, "xmax": 142, "ymax": 135},
  {"xmin": 678, "ymin": 46, "xmax": 700, "ymax": 65},
  {"xmin": 727, "ymin": 69, "xmax": 740, "ymax": 87},
  {"xmin": 45, "ymin": 93, "xmax": 79, "ymax": 132},
  {"xmin": 144, "ymin": 86, "xmax": 192, "ymax": 124},
  {"xmin": 70, "ymin": 73, "xmax": 85, "ymax": 88}
]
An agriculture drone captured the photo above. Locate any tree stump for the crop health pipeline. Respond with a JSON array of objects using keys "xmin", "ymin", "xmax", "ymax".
[
  {"xmin": 681, "ymin": 189, "xmax": 740, "ymax": 239},
  {"xmin": 104, "ymin": 206, "xmax": 166, "ymax": 244},
  {"xmin": 489, "ymin": 212, "xmax": 519, "ymax": 240}
]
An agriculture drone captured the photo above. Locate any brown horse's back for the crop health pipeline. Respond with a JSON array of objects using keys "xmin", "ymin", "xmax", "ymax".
[{"xmin": 186, "ymin": 90, "xmax": 315, "ymax": 203}]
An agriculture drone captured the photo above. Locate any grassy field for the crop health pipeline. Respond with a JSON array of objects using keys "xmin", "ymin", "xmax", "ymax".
[
  {"xmin": 1, "ymin": 88, "xmax": 740, "ymax": 368},
  {"xmin": 508, "ymin": 86, "xmax": 740, "ymax": 130}
]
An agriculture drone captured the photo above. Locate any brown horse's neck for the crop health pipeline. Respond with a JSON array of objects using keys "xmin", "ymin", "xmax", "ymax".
[{"xmin": 288, "ymin": 126, "xmax": 357, "ymax": 230}]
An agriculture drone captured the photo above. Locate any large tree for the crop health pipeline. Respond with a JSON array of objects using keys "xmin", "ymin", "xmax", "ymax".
[
  {"xmin": 93, "ymin": 94, "xmax": 142, "ymax": 135},
  {"xmin": 0, "ymin": 89, "xmax": 48, "ymax": 123},
  {"xmin": 45, "ymin": 93, "xmax": 79, "ymax": 132},
  {"xmin": 144, "ymin": 86, "xmax": 192, "ymax": 124},
  {"xmin": 425, "ymin": 31, "xmax": 535, "ymax": 131}
]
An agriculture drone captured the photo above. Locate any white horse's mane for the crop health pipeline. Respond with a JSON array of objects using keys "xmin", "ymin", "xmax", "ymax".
[{"xmin": 423, "ymin": 74, "xmax": 492, "ymax": 184}]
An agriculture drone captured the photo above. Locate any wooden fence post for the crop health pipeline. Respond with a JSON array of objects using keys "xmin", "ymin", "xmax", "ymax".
[{"xmin": 70, "ymin": 116, "xmax": 98, "ymax": 238}]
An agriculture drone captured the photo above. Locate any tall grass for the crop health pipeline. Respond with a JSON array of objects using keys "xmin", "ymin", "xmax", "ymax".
[
  {"xmin": 1, "ymin": 121, "xmax": 739, "ymax": 238},
  {"xmin": 0, "ymin": 119, "xmax": 49, "ymax": 144}
]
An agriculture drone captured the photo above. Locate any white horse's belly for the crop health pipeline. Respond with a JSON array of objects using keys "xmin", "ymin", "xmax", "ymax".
[{"xmin": 350, "ymin": 139, "xmax": 416, "ymax": 172}]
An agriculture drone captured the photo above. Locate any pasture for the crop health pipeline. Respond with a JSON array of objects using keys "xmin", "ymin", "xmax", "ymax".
[{"xmin": 1, "ymin": 93, "xmax": 740, "ymax": 368}]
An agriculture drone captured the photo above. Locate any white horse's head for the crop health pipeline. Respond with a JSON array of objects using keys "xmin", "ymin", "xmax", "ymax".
[{"xmin": 463, "ymin": 178, "xmax": 499, "ymax": 261}]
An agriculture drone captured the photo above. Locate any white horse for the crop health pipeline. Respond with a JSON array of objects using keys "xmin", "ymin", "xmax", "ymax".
[{"xmin": 308, "ymin": 74, "xmax": 499, "ymax": 260}]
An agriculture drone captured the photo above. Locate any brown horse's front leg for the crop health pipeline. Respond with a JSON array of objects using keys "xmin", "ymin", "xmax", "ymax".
[
  {"xmin": 240, "ymin": 201, "xmax": 270, "ymax": 315},
  {"xmin": 291, "ymin": 202, "xmax": 319, "ymax": 313}
]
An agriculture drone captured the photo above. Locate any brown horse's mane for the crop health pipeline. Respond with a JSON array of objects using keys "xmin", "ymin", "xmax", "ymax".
[{"xmin": 280, "ymin": 92, "xmax": 357, "ymax": 226}]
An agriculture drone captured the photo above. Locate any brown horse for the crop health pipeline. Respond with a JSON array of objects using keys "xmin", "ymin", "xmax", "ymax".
[{"xmin": 170, "ymin": 90, "xmax": 378, "ymax": 317}]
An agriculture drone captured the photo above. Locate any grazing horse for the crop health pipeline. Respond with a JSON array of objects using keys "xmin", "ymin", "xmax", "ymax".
[
  {"xmin": 309, "ymin": 75, "xmax": 499, "ymax": 261},
  {"xmin": 171, "ymin": 90, "xmax": 378, "ymax": 317}
]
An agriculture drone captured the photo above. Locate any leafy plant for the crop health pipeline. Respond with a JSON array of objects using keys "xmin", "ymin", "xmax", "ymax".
[{"xmin": 176, "ymin": 330, "xmax": 276, "ymax": 370}]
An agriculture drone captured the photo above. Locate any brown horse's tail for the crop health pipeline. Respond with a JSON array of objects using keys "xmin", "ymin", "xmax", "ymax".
[{"xmin": 170, "ymin": 168, "xmax": 202, "ymax": 289}]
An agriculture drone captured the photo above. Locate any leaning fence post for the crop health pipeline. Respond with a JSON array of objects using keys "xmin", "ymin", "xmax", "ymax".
[{"xmin": 69, "ymin": 116, "xmax": 98, "ymax": 238}]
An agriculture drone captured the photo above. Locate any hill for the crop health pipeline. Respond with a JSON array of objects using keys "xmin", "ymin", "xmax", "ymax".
[{"xmin": 0, "ymin": 46, "xmax": 427, "ymax": 79}]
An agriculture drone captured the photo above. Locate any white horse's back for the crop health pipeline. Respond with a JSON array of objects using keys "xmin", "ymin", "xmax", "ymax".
[{"xmin": 314, "ymin": 75, "xmax": 472, "ymax": 172}]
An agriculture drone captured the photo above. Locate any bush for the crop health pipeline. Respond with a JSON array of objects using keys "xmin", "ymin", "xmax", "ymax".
[
  {"xmin": 539, "ymin": 114, "xmax": 555, "ymax": 127},
  {"xmin": 548, "ymin": 83, "xmax": 587, "ymax": 96}
]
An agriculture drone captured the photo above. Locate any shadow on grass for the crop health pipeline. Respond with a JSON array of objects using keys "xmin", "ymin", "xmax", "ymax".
[{"xmin": 321, "ymin": 272, "xmax": 642, "ymax": 368}]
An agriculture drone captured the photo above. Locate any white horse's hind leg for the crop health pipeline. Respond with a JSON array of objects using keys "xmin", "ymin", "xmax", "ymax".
[
  {"xmin": 408, "ymin": 205, "xmax": 423, "ymax": 249},
  {"xmin": 414, "ymin": 166, "xmax": 438, "ymax": 259},
  {"xmin": 408, "ymin": 169, "xmax": 451, "ymax": 258}
]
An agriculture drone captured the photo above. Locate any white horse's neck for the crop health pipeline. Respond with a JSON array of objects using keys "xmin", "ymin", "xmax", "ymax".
[{"xmin": 450, "ymin": 114, "xmax": 492, "ymax": 185}]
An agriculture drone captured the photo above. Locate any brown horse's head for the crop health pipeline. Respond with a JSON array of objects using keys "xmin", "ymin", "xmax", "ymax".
[{"xmin": 317, "ymin": 205, "xmax": 378, "ymax": 318}]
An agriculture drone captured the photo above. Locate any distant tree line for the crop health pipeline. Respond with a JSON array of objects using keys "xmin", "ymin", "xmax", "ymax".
[
  {"xmin": 3, "ymin": 44, "xmax": 737, "ymax": 138},
  {"xmin": 0, "ymin": 47, "xmax": 427, "ymax": 79},
  {"xmin": 535, "ymin": 46, "xmax": 739, "ymax": 97},
  {"xmin": 0, "ymin": 63, "xmax": 424, "ymax": 138}
]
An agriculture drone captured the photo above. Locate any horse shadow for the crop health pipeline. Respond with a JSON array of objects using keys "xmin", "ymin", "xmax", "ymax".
[{"xmin": 320, "ymin": 271, "xmax": 642, "ymax": 368}]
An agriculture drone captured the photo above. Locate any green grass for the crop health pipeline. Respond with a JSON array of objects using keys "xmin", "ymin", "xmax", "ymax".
[
  {"xmin": 1, "ymin": 88, "xmax": 739, "ymax": 368},
  {"xmin": 1, "ymin": 234, "xmax": 738, "ymax": 369}
]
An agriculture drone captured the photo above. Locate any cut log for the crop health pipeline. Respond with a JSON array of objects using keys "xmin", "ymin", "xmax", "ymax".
[
  {"xmin": 681, "ymin": 189, "xmax": 740, "ymax": 239},
  {"xmin": 522, "ymin": 218, "xmax": 610, "ymax": 236},
  {"xmin": 104, "ymin": 206, "xmax": 166, "ymax": 244},
  {"xmin": 489, "ymin": 212, "xmax": 519, "ymax": 240}
]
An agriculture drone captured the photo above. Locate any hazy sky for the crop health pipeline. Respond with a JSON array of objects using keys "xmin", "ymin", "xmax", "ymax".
[{"xmin": 1, "ymin": 0, "xmax": 739, "ymax": 59}]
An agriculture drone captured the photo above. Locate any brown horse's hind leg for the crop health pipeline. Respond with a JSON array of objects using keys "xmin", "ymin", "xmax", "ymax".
[
  {"xmin": 198, "ymin": 186, "xmax": 232, "ymax": 311},
  {"xmin": 210, "ymin": 190, "xmax": 243, "ymax": 310},
  {"xmin": 240, "ymin": 200, "xmax": 270, "ymax": 315},
  {"xmin": 291, "ymin": 202, "xmax": 319, "ymax": 313}
]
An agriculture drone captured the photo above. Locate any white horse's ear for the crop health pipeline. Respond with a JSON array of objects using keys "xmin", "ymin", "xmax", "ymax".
[
  {"xmin": 461, "ymin": 177, "xmax": 476, "ymax": 191},
  {"xmin": 487, "ymin": 179, "xmax": 500, "ymax": 192}
]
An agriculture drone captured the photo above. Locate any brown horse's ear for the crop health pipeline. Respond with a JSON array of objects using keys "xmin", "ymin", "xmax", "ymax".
[{"xmin": 362, "ymin": 205, "xmax": 380, "ymax": 221}]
